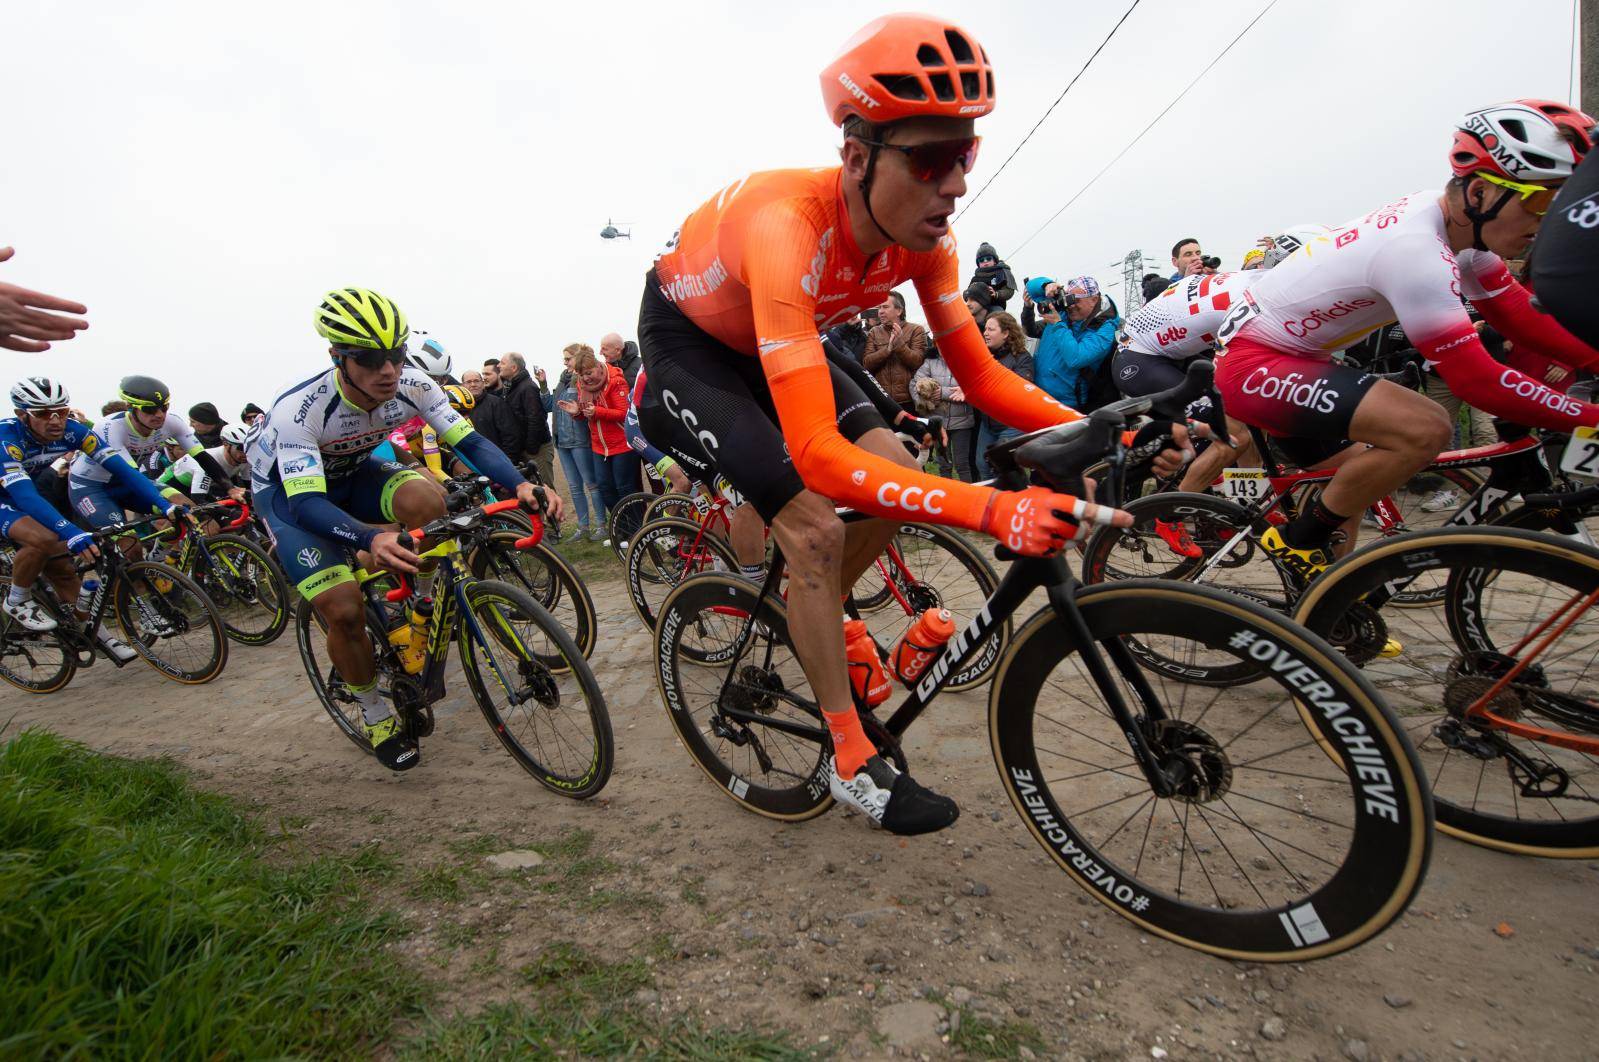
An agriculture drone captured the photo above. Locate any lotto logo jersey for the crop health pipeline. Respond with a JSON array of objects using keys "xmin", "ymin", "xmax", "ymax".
[{"xmin": 1120, "ymin": 271, "xmax": 1263, "ymax": 359}]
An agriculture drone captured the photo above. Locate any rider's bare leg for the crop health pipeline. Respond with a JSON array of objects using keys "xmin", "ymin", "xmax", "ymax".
[
  {"xmin": 1299, "ymin": 383, "xmax": 1451, "ymax": 546},
  {"xmin": 729, "ymin": 502, "xmax": 765, "ymax": 569},
  {"xmin": 838, "ymin": 428, "xmax": 922, "ymax": 589},
  {"xmin": 1177, "ymin": 416, "xmax": 1256, "ymax": 494}
]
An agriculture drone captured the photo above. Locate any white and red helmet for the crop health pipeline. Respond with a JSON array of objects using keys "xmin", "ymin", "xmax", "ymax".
[{"xmin": 1450, "ymin": 99, "xmax": 1596, "ymax": 183}]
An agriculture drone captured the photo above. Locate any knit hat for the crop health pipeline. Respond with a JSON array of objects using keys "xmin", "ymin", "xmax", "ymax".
[
  {"xmin": 975, "ymin": 242, "xmax": 999, "ymax": 264},
  {"xmin": 241, "ymin": 402, "xmax": 265, "ymax": 420},
  {"xmin": 1064, "ymin": 276, "xmax": 1101, "ymax": 298},
  {"xmin": 188, "ymin": 401, "xmax": 224, "ymax": 426}
]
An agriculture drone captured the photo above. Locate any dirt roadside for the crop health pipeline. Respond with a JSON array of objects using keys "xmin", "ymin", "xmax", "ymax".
[{"xmin": 7, "ymin": 572, "xmax": 1596, "ymax": 1060}]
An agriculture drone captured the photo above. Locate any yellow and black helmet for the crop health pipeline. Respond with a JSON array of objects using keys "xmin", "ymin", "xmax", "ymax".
[
  {"xmin": 443, "ymin": 383, "xmax": 475, "ymax": 412},
  {"xmin": 314, "ymin": 288, "xmax": 409, "ymax": 351}
]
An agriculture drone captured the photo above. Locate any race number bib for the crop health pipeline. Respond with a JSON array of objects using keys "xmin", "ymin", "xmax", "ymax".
[
  {"xmin": 1221, "ymin": 468, "xmax": 1270, "ymax": 501},
  {"xmin": 1559, "ymin": 427, "xmax": 1599, "ymax": 479}
]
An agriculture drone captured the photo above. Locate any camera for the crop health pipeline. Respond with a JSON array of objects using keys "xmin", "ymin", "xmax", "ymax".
[{"xmin": 1201, "ymin": 255, "xmax": 1221, "ymax": 270}]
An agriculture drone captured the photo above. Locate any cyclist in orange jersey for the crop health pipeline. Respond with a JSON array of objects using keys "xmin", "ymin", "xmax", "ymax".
[{"xmin": 639, "ymin": 14, "xmax": 1193, "ymax": 834}]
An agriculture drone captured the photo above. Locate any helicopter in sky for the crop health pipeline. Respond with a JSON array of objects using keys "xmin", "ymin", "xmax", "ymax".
[{"xmin": 599, "ymin": 219, "xmax": 631, "ymax": 240}]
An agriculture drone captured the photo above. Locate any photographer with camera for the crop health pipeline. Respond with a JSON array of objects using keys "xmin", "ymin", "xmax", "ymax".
[
  {"xmin": 1169, "ymin": 237, "xmax": 1220, "ymax": 281},
  {"xmin": 1026, "ymin": 276, "xmax": 1121, "ymax": 413}
]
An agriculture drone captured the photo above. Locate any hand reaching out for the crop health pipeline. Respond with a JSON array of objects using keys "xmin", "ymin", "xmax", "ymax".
[{"xmin": 0, "ymin": 248, "xmax": 88, "ymax": 352}]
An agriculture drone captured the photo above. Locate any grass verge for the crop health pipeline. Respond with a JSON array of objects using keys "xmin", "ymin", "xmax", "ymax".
[{"xmin": 0, "ymin": 728, "xmax": 424, "ymax": 1057}]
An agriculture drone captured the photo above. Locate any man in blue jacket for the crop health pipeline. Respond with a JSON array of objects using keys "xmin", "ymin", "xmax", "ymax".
[{"xmin": 1031, "ymin": 276, "xmax": 1120, "ymax": 411}]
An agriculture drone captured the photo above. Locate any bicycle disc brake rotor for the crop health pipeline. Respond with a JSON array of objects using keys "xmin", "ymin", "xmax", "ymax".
[
  {"xmin": 903, "ymin": 580, "xmax": 942, "ymax": 613},
  {"xmin": 725, "ymin": 665, "xmax": 784, "ymax": 715},
  {"xmin": 516, "ymin": 659, "xmax": 560, "ymax": 708},
  {"xmin": 1325, "ymin": 602, "xmax": 1388, "ymax": 666},
  {"xmin": 1149, "ymin": 718, "xmax": 1232, "ymax": 802}
]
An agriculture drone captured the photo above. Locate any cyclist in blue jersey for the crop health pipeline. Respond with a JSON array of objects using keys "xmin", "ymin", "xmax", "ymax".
[
  {"xmin": 2, "ymin": 376, "xmax": 181, "ymax": 660},
  {"xmin": 250, "ymin": 288, "xmax": 560, "ymax": 771}
]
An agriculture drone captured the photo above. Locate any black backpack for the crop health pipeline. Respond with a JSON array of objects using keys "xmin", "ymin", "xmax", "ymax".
[{"xmin": 1078, "ymin": 353, "xmax": 1121, "ymax": 412}]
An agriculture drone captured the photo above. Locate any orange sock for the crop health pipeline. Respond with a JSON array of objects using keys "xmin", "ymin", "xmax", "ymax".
[{"xmin": 824, "ymin": 709, "xmax": 878, "ymax": 778}]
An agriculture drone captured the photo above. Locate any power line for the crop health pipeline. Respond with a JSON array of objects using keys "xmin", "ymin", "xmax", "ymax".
[
  {"xmin": 1570, "ymin": 0, "xmax": 1579, "ymax": 105},
  {"xmin": 954, "ymin": 0, "xmax": 1143, "ymax": 222},
  {"xmin": 1012, "ymin": 0, "xmax": 1282, "ymax": 256}
]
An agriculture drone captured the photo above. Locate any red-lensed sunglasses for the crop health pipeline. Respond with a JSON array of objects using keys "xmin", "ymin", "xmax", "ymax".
[{"xmin": 860, "ymin": 136, "xmax": 982, "ymax": 182}]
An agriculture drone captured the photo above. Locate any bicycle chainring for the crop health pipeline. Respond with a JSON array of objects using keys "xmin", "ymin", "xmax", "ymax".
[{"xmin": 1149, "ymin": 718, "xmax": 1232, "ymax": 803}]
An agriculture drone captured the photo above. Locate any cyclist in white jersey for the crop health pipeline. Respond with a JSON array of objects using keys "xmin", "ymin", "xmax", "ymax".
[
  {"xmin": 68, "ymin": 374, "xmax": 233, "ymax": 534},
  {"xmin": 1213, "ymin": 99, "xmax": 1599, "ymax": 577},
  {"xmin": 250, "ymin": 288, "xmax": 558, "ymax": 771}
]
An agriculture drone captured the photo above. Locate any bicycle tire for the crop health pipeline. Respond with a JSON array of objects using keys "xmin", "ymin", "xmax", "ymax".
[
  {"xmin": 989, "ymin": 579, "xmax": 1432, "ymax": 960},
  {"xmin": 1081, "ymin": 492, "xmax": 1290, "ymax": 686},
  {"xmin": 655, "ymin": 572, "xmax": 833, "ymax": 821},
  {"xmin": 0, "ymin": 582, "xmax": 77, "ymax": 694},
  {"xmin": 185, "ymin": 532, "xmax": 292, "ymax": 645},
  {"xmin": 468, "ymin": 531, "xmax": 597, "ymax": 663},
  {"xmin": 1295, "ymin": 527, "xmax": 1599, "ymax": 858},
  {"xmin": 644, "ymin": 492, "xmax": 703, "ymax": 526},
  {"xmin": 455, "ymin": 578, "xmax": 613, "ymax": 798},
  {"xmin": 294, "ymin": 595, "xmax": 390, "ymax": 754},
  {"xmin": 607, "ymin": 490, "xmax": 657, "ymax": 566},
  {"xmin": 626, "ymin": 515, "xmax": 741, "ymax": 635},
  {"xmin": 848, "ymin": 524, "xmax": 1008, "ymax": 692},
  {"xmin": 113, "ymin": 560, "xmax": 228, "ymax": 683}
]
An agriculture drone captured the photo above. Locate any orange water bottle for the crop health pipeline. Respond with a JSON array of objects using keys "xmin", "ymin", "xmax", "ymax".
[
  {"xmin": 843, "ymin": 619, "xmax": 891, "ymax": 707},
  {"xmin": 891, "ymin": 608, "xmax": 956, "ymax": 685}
]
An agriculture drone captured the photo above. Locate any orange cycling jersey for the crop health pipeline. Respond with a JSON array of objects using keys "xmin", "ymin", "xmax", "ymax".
[{"xmin": 654, "ymin": 166, "xmax": 1077, "ymax": 532}]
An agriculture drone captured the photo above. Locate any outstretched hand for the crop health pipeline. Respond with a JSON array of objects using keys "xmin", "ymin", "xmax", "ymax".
[{"xmin": 0, "ymin": 248, "xmax": 89, "ymax": 352}]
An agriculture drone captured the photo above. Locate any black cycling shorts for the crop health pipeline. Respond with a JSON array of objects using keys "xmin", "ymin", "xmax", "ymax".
[{"xmin": 637, "ymin": 268, "xmax": 890, "ymax": 523}]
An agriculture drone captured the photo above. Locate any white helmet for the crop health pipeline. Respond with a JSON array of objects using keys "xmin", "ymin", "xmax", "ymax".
[
  {"xmin": 406, "ymin": 335, "xmax": 453, "ymax": 379},
  {"xmin": 1263, "ymin": 224, "xmax": 1332, "ymax": 269},
  {"xmin": 1451, "ymin": 99, "xmax": 1597, "ymax": 183},
  {"xmin": 220, "ymin": 424, "xmax": 250, "ymax": 447},
  {"xmin": 11, "ymin": 376, "xmax": 70, "ymax": 410}
]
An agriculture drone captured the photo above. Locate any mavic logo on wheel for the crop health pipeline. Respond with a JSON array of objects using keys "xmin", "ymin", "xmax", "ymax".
[{"xmin": 297, "ymin": 547, "xmax": 322, "ymax": 569}]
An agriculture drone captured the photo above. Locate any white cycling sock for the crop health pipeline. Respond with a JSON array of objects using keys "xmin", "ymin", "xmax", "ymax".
[
  {"xmin": 6, "ymin": 584, "xmax": 30, "ymax": 607},
  {"xmin": 739, "ymin": 563, "xmax": 763, "ymax": 579},
  {"xmin": 350, "ymin": 681, "xmax": 387, "ymax": 725}
]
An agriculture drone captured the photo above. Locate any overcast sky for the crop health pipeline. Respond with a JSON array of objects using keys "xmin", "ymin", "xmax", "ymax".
[{"xmin": 4, "ymin": 0, "xmax": 1581, "ymax": 422}]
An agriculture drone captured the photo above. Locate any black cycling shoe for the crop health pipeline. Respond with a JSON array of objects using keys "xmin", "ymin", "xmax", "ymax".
[
  {"xmin": 366, "ymin": 716, "xmax": 420, "ymax": 771},
  {"xmin": 828, "ymin": 755, "xmax": 960, "ymax": 835}
]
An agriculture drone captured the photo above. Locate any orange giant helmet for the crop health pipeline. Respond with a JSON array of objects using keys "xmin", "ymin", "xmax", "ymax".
[{"xmin": 820, "ymin": 14, "xmax": 994, "ymax": 127}]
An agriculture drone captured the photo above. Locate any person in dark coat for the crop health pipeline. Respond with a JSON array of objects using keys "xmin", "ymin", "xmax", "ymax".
[
  {"xmin": 459, "ymin": 368, "xmax": 519, "ymax": 458},
  {"xmin": 967, "ymin": 242, "xmax": 1017, "ymax": 310},
  {"xmin": 187, "ymin": 402, "xmax": 226, "ymax": 448},
  {"xmin": 497, "ymin": 352, "xmax": 556, "ymax": 488}
]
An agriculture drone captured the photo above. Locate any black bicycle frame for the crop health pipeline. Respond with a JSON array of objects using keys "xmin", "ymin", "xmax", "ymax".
[{"xmin": 710, "ymin": 525, "xmax": 1180, "ymax": 797}]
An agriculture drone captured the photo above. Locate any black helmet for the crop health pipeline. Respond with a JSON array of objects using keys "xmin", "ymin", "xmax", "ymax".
[{"xmin": 118, "ymin": 375, "xmax": 172, "ymax": 410}]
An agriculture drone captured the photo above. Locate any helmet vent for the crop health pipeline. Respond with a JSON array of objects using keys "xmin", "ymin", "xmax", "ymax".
[
  {"xmin": 916, "ymin": 44, "xmax": 942, "ymax": 67},
  {"xmin": 876, "ymin": 74, "xmax": 927, "ymax": 102},
  {"xmin": 1522, "ymin": 150, "xmax": 1559, "ymax": 169},
  {"xmin": 1501, "ymin": 119, "xmax": 1528, "ymax": 142},
  {"xmin": 928, "ymin": 72, "xmax": 955, "ymax": 102},
  {"xmin": 960, "ymin": 71, "xmax": 981, "ymax": 99},
  {"xmin": 986, "ymin": 71, "xmax": 995, "ymax": 97},
  {"xmin": 943, "ymin": 29, "xmax": 974, "ymax": 63}
]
